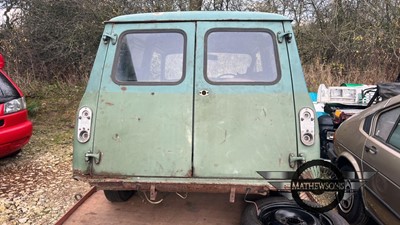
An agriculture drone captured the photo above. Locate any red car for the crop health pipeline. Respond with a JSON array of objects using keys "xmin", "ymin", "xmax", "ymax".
[{"xmin": 0, "ymin": 53, "xmax": 32, "ymax": 158}]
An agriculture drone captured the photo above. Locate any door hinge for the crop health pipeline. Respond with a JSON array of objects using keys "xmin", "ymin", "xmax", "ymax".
[
  {"xmin": 85, "ymin": 151, "xmax": 102, "ymax": 164},
  {"xmin": 277, "ymin": 31, "xmax": 292, "ymax": 43},
  {"xmin": 102, "ymin": 33, "xmax": 118, "ymax": 45},
  {"xmin": 289, "ymin": 153, "xmax": 306, "ymax": 168}
]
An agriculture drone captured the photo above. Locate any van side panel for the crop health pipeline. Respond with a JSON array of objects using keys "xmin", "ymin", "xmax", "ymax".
[
  {"xmin": 73, "ymin": 24, "xmax": 113, "ymax": 175},
  {"xmin": 283, "ymin": 21, "xmax": 320, "ymax": 160}
]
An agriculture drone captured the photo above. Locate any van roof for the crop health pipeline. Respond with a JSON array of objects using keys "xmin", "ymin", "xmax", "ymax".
[{"xmin": 107, "ymin": 11, "xmax": 291, "ymax": 23}]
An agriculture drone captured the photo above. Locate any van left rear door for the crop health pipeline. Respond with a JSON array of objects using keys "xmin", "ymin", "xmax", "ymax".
[{"xmin": 92, "ymin": 22, "xmax": 195, "ymax": 177}]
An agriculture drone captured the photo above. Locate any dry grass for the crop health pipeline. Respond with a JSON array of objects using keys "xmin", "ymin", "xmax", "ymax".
[
  {"xmin": 303, "ymin": 61, "xmax": 399, "ymax": 92},
  {"xmin": 9, "ymin": 72, "xmax": 88, "ymax": 98}
]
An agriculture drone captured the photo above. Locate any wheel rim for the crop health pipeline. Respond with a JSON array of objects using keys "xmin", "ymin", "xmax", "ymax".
[
  {"xmin": 258, "ymin": 204, "xmax": 334, "ymax": 225},
  {"xmin": 275, "ymin": 208, "xmax": 318, "ymax": 225},
  {"xmin": 338, "ymin": 180, "xmax": 354, "ymax": 213},
  {"xmin": 291, "ymin": 160, "xmax": 345, "ymax": 213}
]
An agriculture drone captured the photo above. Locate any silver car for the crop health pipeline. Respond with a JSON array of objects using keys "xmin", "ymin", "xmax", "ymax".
[{"xmin": 332, "ymin": 94, "xmax": 400, "ymax": 225}]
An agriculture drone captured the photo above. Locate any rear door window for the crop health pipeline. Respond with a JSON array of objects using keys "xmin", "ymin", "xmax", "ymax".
[
  {"xmin": 205, "ymin": 29, "xmax": 280, "ymax": 84},
  {"xmin": 113, "ymin": 31, "xmax": 185, "ymax": 84},
  {"xmin": 0, "ymin": 72, "xmax": 20, "ymax": 104}
]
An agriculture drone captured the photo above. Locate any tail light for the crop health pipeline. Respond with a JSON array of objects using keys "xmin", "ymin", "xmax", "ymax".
[
  {"xmin": 77, "ymin": 107, "xmax": 92, "ymax": 143},
  {"xmin": 299, "ymin": 107, "xmax": 315, "ymax": 146}
]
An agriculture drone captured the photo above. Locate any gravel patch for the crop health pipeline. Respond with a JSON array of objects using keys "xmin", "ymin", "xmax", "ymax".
[{"xmin": 0, "ymin": 142, "xmax": 90, "ymax": 225}]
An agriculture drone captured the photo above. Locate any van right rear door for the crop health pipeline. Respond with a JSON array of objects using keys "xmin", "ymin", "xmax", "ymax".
[{"xmin": 192, "ymin": 21, "xmax": 298, "ymax": 178}]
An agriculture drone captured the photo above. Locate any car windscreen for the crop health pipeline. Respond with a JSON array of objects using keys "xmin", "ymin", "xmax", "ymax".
[{"xmin": 0, "ymin": 72, "xmax": 20, "ymax": 104}]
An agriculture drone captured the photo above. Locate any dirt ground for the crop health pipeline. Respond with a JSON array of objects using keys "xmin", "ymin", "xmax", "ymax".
[{"xmin": 0, "ymin": 85, "xmax": 91, "ymax": 225}]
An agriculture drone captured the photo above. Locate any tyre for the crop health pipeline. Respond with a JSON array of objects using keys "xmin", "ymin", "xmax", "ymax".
[
  {"xmin": 241, "ymin": 196, "xmax": 348, "ymax": 225},
  {"xmin": 4, "ymin": 149, "xmax": 21, "ymax": 158},
  {"xmin": 103, "ymin": 190, "xmax": 135, "ymax": 202},
  {"xmin": 338, "ymin": 165, "xmax": 370, "ymax": 225}
]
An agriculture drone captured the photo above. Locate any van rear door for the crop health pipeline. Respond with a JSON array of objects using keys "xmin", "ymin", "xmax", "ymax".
[
  {"xmin": 92, "ymin": 22, "xmax": 195, "ymax": 177},
  {"xmin": 91, "ymin": 21, "xmax": 297, "ymax": 179},
  {"xmin": 193, "ymin": 22, "xmax": 297, "ymax": 178}
]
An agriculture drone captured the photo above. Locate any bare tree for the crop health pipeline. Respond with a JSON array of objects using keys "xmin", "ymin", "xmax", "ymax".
[
  {"xmin": 0, "ymin": 0, "xmax": 25, "ymax": 29},
  {"xmin": 190, "ymin": 0, "xmax": 203, "ymax": 10},
  {"xmin": 0, "ymin": 0, "xmax": 398, "ymax": 83}
]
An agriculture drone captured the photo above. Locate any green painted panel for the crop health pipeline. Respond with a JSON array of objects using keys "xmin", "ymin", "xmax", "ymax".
[
  {"xmin": 193, "ymin": 22, "xmax": 297, "ymax": 178},
  {"xmin": 73, "ymin": 25, "xmax": 112, "ymax": 174},
  {"xmin": 91, "ymin": 22, "xmax": 196, "ymax": 177},
  {"xmin": 93, "ymin": 92, "xmax": 193, "ymax": 176},
  {"xmin": 194, "ymin": 94, "xmax": 297, "ymax": 178},
  {"xmin": 282, "ymin": 21, "xmax": 321, "ymax": 159}
]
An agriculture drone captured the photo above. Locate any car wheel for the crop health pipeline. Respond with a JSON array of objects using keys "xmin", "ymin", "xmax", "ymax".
[
  {"xmin": 241, "ymin": 196, "xmax": 348, "ymax": 225},
  {"xmin": 103, "ymin": 190, "xmax": 135, "ymax": 202},
  {"xmin": 338, "ymin": 165, "xmax": 370, "ymax": 225},
  {"xmin": 5, "ymin": 149, "xmax": 21, "ymax": 158}
]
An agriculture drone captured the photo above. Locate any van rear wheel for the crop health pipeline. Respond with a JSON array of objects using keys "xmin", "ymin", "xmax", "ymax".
[{"xmin": 104, "ymin": 190, "xmax": 135, "ymax": 202}]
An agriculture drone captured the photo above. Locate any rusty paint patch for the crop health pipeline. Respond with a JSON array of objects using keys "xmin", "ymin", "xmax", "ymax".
[
  {"xmin": 121, "ymin": 86, "xmax": 127, "ymax": 91},
  {"xmin": 90, "ymin": 181, "xmax": 271, "ymax": 195},
  {"xmin": 105, "ymin": 102, "xmax": 114, "ymax": 106},
  {"xmin": 185, "ymin": 169, "xmax": 193, "ymax": 177},
  {"xmin": 112, "ymin": 133, "xmax": 120, "ymax": 142},
  {"xmin": 73, "ymin": 169, "xmax": 91, "ymax": 179}
]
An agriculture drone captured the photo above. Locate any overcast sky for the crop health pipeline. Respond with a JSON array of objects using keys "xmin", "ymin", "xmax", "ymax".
[
  {"xmin": 0, "ymin": 8, "xmax": 19, "ymax": 25},
  {"xmin": 0, "ymin": 9, "xmax": 4, "ymax": 24}
]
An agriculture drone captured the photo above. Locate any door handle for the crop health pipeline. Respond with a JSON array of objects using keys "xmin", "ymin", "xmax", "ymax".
[{"xmin": 365, "ymin": 146, "xmax": 377, "ymax": 155}]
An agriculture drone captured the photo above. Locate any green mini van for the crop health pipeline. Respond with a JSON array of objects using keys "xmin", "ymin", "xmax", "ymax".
[{"xmin": 73, "ymin": 11, "xmax": 320, "ymax": 204}]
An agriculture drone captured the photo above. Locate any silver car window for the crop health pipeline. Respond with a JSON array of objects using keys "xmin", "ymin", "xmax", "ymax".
[
  {"xmin": 388, "ymin": 121, "xmax": 400, "ymax": 150},
  {"xmin": 375, "ymin": 107, "xmax": 400, "ymax": 141}
]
